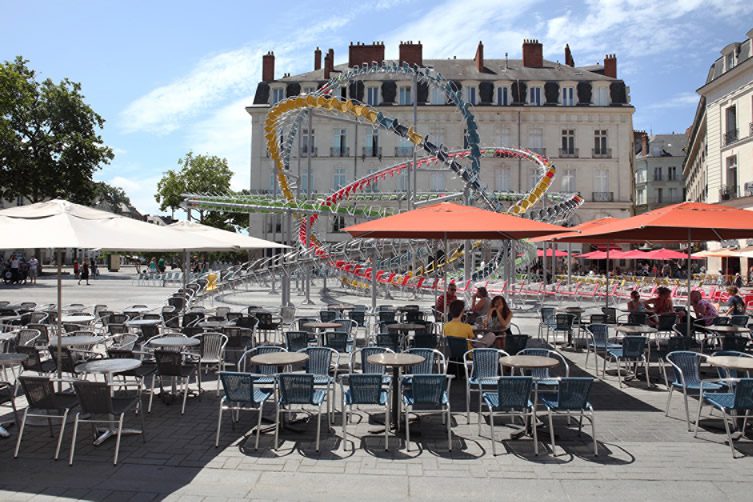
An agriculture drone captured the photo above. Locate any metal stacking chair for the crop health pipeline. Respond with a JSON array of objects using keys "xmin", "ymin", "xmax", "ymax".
[
  {"xmin": 666, "ymin": 351, "xmax": 724, "ymax": 431},
  {"xmin": 0, "ymin": 381, "xmax": 19, "ymax": 430},
  {"xmin": 402, "ymin": 374, "xmax": 453, "ymax": 452},
  {"xmin": 626, "ymin": 312, "xmax": 649, "ymax": 325},
  {"xmin": 537, "ymin": 307, "xmax": 556, "ymax": 339},
  {"xmin": 711, "ymin": 350, "xmax": 753, "ymax": 379},
  {"xmin": 274, "ymin": 373, "xmax": 328, "ymax": 451},
  {"xmin": 655, "ymin": 336, "xmax": 695, "ymax": 388},
  {"xmin": 285, "ymin": 331, "xmax": 311, "ymax": 352},
  {"xmin": 323, "ymin": 331, "xmax": 350, "ymax": 353},
  {"xmin": 319, "ymin": 310, "xmax": 337, "ymax": 322},
  {"xmin": 606, "ymin": 336, "xmax": 650, "ymax": 388},
  {"xmin": 547, "ymin": 314, "xmax": 575, "ymax": 345},
  {"xmin": 15, "ymin": 375, "xmax": 78, "ymax": 460},
  {"xmin": 238, "ymin": 346, "xmax": 286, "ymax": 386},
  {"xmin": 16, "ymin": 345, "xmax": 56, "ymax": 375},
  {"xmin": 378, "ymin": 310, "xmax": 396, "ymax": 324},
  {"xmin": 504, "ymin": 334, "xmax": 530, "ymax": 356},
  {"xmin": 540, "ymin": 377, "xmax": 598, "ymax": 456},
  {"xmin": 404, "ymin": 348, "xmax": 447, "ymax": 376},
  {"xmin": 15, "ymin": 329, "xmax": 40, "ymax": 349},
  {"xmin": 482, "ymin": 376, "xmax": 537, "ymax": 455},
  {"xmin": 215, "ymin": 372, "xmax": 273, "ymax": 449},
  {"xmin": 656, "ymin": 313, "xmax": 678, "ymax": 338},
  {"xmin": 182, "ymin": 311, "xmax": 205, "ymax": 328},
  {"xmin": 694, "ymin": 378, "xmax": 753, "ymax": 457},
  {"xmin": 375, "ymin": 333, "xmax": 400, "ymax": 352},
  {"xmin": 150, "ymin": 350, "xmax": 197, "ymax": 415},
  {"xmin": 226, "ymin": 312, "xmax": 243, "ymax": 323},
  {"xmin": 730, "ymin": 315, "xmax": 750, "ymax": 327},
  {"xmin": 601, "ymin": 307, "xmax": 618, "ymax": 325},
  {"xmin": 464, "ymin": 348, "xmax": 509, "ymax": 424},
  {"xmin": 301, "ymin": 347, "xmax": 338, "ymax": 421},
  {"xmin": 341, "ymin": 374, "xmax": 390, "ymax": 451},
  {"xmin": 192, "ymin": 332, "xmax": 228, "ymax": 395},
  {"xmin": 254, "ymin": 312, "xmax": 280, "ymax": 344},
  {"xmin": 69, "ymin": 380, "xmax": 144, "ymax": 465}
]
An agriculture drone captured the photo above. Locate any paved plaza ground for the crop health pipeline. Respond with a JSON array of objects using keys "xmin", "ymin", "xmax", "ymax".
[{"xmin": 2, "ymin": 270, "xmax": 753, "ymax": 500}]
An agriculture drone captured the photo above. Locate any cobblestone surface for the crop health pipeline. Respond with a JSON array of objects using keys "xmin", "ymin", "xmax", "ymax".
[{"xmin": 2, "ymin": 274, "xmax": 753, "ymax": 500}]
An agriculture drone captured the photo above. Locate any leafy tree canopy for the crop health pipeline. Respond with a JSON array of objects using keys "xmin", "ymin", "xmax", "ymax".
[
  {"xmin": 0, "ymin": 57, "xmax": 114, "ymax": 203},
  {"xmin": 93, "ymin": 181, "xmax": 133, "ymax": 215}
]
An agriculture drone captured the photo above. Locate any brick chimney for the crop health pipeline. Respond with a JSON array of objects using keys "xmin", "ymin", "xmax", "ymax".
[
  {"xmin": 641, "ymin": 132, "xmax": 649, "ymax": 157},
  {"xmin": 314, "ymin": 47, "xmax": 322, "ymax": 71},
  {"xmin": 474, "ymin": 41, "xmax": 484, "ymax": 71},
  {"xmin": 522, "ymin": 39, "xmax": 543, "ymax": 68},
  {"xmin": 564, "ymin": 44, "xmax": 574, "ymax": 67},
  {"xmin": 348, "ymin": 41, "xmax": 385, "ymax": 67},
  {"xmin": 262, "ymin": 51, "xmax": 275, "ymax": 82},
  {"xmin": 323, "ymin": 48, "xmax": 334, "ymax": 79},
  {"xmin": 604, "ymin": 54, "xmax": 617, "ymax": 78},
  {"xmin": 399, "ymin": 40, "xmax": 423, "ymax": 66}
]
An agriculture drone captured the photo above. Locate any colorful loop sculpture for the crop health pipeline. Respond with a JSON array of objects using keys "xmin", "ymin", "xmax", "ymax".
[{"xmin": 263, "ymin": 62, "xmax": 583, "ymax": 288}]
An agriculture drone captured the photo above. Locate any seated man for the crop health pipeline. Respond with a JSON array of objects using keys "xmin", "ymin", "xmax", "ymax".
[
  {"xmin": 434, "ymin": 283, "xmax": 457, "ymax": 320},
  {"xmin": 443, "ymin": 299, "xmax": 475, "ymax": 350},
  {"xmin": 725, "ymin": 286, "xmax": 746, "ymax": 316}
]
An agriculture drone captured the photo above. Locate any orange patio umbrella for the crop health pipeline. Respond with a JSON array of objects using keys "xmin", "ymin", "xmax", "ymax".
[{"xmin": 343, "ymin": 202, "xmax": 573, "ymax": 312}]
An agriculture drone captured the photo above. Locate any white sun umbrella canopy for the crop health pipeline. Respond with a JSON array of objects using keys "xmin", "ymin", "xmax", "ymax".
[
  {"xmin": 168, "ymin": 220, "xmax": 289, "ymax": 250},
  {"xmin": 0, "ymin": 199, "xmax": 245, "ymax": 382}
]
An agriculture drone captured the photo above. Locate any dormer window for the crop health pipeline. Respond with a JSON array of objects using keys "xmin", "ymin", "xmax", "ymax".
[
  {"xmin": 726, "ymin": 52, "xmax": 735, "ymax": 71},
  {"xmin": 466, "ymin": 86, "xmax": 476, "ymax": 105},
  {"xmin": 271, "ymin": 87, "xmax": 285, "ymax": 104},
  {"xmin": 528, "ymin": 86, "xmax": 542, "ymax": 106}
]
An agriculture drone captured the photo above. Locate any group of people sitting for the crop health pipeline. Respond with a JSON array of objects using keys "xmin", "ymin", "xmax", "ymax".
[
  {"xmin": 435, "ymin": 284, "xmax": 514, "ymax": 349},
  {"xmin": 626, "ymin": 285, "xmax": 746, "ymax": 330}
]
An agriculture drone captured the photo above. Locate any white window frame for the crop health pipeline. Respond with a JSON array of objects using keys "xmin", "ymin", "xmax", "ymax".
[
  {"xmin": 271, "ymin": 87, "xmax": 285, "ymax": 104},
  {"xmin": 528, "ymin": 127, "xmax": 543, "ymax": 150},
  {"xmin": 430, "ymin": 86, "xmax": 445, "ymax": 105},
  {"xmin": 467, "ymin": 86, "xmax": 476, "ymax": 105},
  {"xmin": 561, "ymin": 86, "xmax": 575, "ymax": 106},
  {"xmin": 398, "ymin": 85, "xmax": 412, "ymax": 105},
  {"xmin": 529, "ymin": 86, "xmax": 542, "ymax": 106},
  {"xmin": 366, "ymin": 86, "xmax": 379, "ymax": 106},
  {"xmin": 333, "ymin": 168, "xmax": 347, "ymax": 190},
  {"xmin": 594, "ymin": 168, "xmax": 609, "ymax": 193},
  {"xmin": 562, "ymin": 168, "xmax": 576, "ymax": 192},
  {"xmin": 497, "ymin": 86, "xmax": 509, "ymax": 106},
  {"xmin": 495, "ymin": 166, "xmax": 511, "ymax": 191}
]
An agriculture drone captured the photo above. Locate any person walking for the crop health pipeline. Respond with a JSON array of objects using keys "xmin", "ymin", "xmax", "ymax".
[
  {"xmin": 73, "ymin": 259, "xmax": 80, "ymax": 281},
  {"xmin": 28, "ymin": 256, "xmax": 39, "ymax": 285},
  {"xmin": 79, "ymin": 262, "xmax": 90, "ymax": 285}
]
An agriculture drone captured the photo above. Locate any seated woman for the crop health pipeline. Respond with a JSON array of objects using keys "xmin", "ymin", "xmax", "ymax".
[
  {"xmin": 724, "ymin": 286, "xmax": 746, "ymax": 316},
  {"xmin": 626, "ymin": 290, "xmax": 645, "ymax": 313},
  {"xmin": 643, "ymin": 286, "xmax": 673, "ymax": 326},
  {"xmin": 443, "ymin": 299, "xmax": 475, "ymax": 350},
  {"xmin": 470, "ymin": 287, "xmax": 491, "ymax": 319},
  {"xmin": 485, "ymin": 295, "xmax": 513, "ymax": 335}
]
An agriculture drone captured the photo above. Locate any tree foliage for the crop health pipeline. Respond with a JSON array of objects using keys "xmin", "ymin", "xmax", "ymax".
[
  {"xmin": 93, "ymin": 182, "xmax": 133, "ymax": 215},
  {"xmin": 0, "ymin": 57, "xmax": 114, "ymax": 203},
  {"xmin": 155, "ymin": 151, "xmax": 243, "ymax": 230}
]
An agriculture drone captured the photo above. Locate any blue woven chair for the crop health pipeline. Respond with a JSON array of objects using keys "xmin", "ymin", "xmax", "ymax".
[
  {"xmin": 516, "ymin": 349, "xmax": 569, "ymax": 388},
  {"xmin": 711, "ymin": 350, "xmax": 753, "ymax": 380},
  {"xmin": 405, "ymin": 348, "xmax": 447, "ymax": 375},
  {"xmin": 349, "ymin": 347, "xmax": 393, "ymax": 383},
  {"xmin": 538, "ymin": 307, "xmax": 556, "ymax": 339},
  {"xmin": 319, "ymin": 310, "xmax": 337, "ymax": 322},
  {"xmin": 215, "ymin": 372, "xmax": 273, "ymax": 449},
  {"xmin": 464, "ymin": 348, "xmax": 509, "ymax": 424},
  {"xmin": 540, "ymin": 377, "xmax": 598, "ymax": 456},
  {"xmin": 694, "ymin": 378, "xmax": 753, "ymax": 457},
  {"xmin": 238, "ymin": 346, "xmax": 286, "ymax": 386},
  {"xmin": 375, "ymin": 333, "xmax": 400, "ymax": 352},
  {"xmin": 606, "ymin": 336, "xmax": 650, "ymax": 388},
  {"xmin": 656, "ymin": 336, "xmax": 695, "ymax": 388},
  {"xmin": 730, "ymin": 315, "xmax": 749, "ymax": 327},
  {"xmin": 482, "ymin": 376, "xmax": 538, "ymax": 455},
  {"xmin": 666, "ymin": 351, "xmax": 724, "ymax": 431},
  {"xmin": 285, "ymin": 331, "xmax": 311, "ymax": 352},
  {"xmin": 275, "ymin": 373, "xmax": 328, "ymax": 451},
  {"xmin": 340, "ymin": 374, "xmax": 390, "ymax": 452},
  {"xmin": 322, "ymin": 331, "xmax": 350, "ymax": 353},
  {"xmin": 548, "ymin": 313, "xmax": 575, "ymax": 345},
  {"xmin": 585, "ymin": 324, "xmax": 620, "ymax": 377},
  {"xmin": 402, "ymin": 374, "xmax": 452, "ymax": 452},
  {"xmin": 301, "ymin": 347, "xmax": 338, "ymax": 421}
]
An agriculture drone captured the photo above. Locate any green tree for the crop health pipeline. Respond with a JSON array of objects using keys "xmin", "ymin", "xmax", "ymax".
[
  {"xmin": 155, "ymin": 151, "xmax": 239, "ymax": 229},
  {"xmin": 0, "ymin": 57, "xmax": 114, "ymax": 203},
  {"xmin": 93, "ymin": 181, "xmax": 133, "ymax": 215}
]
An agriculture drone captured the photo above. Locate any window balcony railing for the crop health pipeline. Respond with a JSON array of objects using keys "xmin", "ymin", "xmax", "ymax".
[
  {"xmin": 330, "ymin": 147, "xmax": 350, "ymax": 157},
  {"xmin": 558, "ymin": 148, "xmax": 579, "ymax": 158},
  {"xmin": 719, "ymin": 185, "xmax": 739, "ymax": 201},
  {"xmin": 592, "ymin": 148, "xmax": 612, "ymax": 159},
  {"xmin": 394, "ymin": 146, "xmax": 414, "ymax": 157},
  {"xmin": 362, "ymin": 146, "xmax": 382, "ymax": 158},
  {"xmin": 299, "ymin": 146, "xmax": 318, "ymax": 157},
  {"xmin": 529, "ymin": 147, "xmax": 546, "ymax": 155},
  {"xmin": 724, "ymin": 129, "xmax": 738, "ymax": 146},
  {"xmin": 591, "ymin": 191, "xmax": 614, "ymax": 202}
]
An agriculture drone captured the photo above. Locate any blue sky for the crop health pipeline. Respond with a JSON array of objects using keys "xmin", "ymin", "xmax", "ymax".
[{"xmin": 3, "ymin": 0, "xmax": 752, "ymax": 215}]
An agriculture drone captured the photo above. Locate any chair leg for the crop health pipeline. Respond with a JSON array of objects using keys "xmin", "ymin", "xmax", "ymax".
[
  {"xmin": 274, "ymin": 402, "xmax": 280, "ymax": 450},
  {"xmin": 682, "ymin": 391, "xmax": 691, "ymax": 432},
  {"xmin": 616, "ymin": 360, "xmax": 622, "ymax": 388},
  {"xmin": 548, "ymin": 410, "xmax": 556, "ymax": 456},
  {"xmin": 114, "ymin": 414, "xmax": 124, "ymax": 465},
  {"xmin": 14, "ymin": 408, "xmax": 28, "ymax": 458},
  {"xmin": 665, "ymin": 386, "xmax": 674, "ymax": 416},
  {"xmin": 342, "ymin": 404, "xmax": 349, "ymax": 452},
  {"xmin": 721, "ymin": 411, "xmax": 737, "ymax": 458},
  {"xmin": 384, "ymin": 402, "xmax": 390, "ymax": 452},
  {"xmin": 489, "ymin": 407, "xmax": 496, "ymax": 456},
  {"xmin": 532, "ymin": 408, "xmax": 539, "ymax": 456},
  {"xmin": 54, "ymin": 409, "xmax": 68, "ymax": 461},
  {"xmin": 465, "ymin": 385, "xmax": 471, "ymax": 424},
  {"xmin": 447, "ymin": 405, "xmax": 452, "ymax": 451},
  {"xmin": 316, "ymin": 404, "xmax": 322, "ymax": 452},
  {"xmin": 255, "ymin": 403, "xmax": 264, "ymax": 450},
  {"xmin": 68, "ymin": 414, "xmax": 79, "ymax": 465},
  {"xmin": 215, "ymin": 402, "xmax": 224, "ymax": 447},
  {"xmin": 405, "ymin": 406, "xmax": 411, "ymax": 452},
  {"xmin": 148, "ymin": 376, "xmax": 156, "ymax": 413},
  {"xmin": 181, "ymin": 377, "xmax": 189, "ymax": 415},
  {"xmin": 693, "ymin": 398, "xmax": 703, "ymax": 437},
  {"xmin": 590, "ymin": 412, "xmax": 598, "ymax": 456}
]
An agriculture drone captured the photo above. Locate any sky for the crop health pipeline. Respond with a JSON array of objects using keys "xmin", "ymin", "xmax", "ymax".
[{"xmin": 3, "ymin": 0, "xmax": 752, "ymax": 216}]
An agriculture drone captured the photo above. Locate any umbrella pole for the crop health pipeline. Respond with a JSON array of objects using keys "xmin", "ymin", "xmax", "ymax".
[
  {"xmin": 56, "ymin": 249, "xmax": 63, "ymax": 389},
  {"xmin": 443, "ymin": 235, "xmax": 449, "ymax": 323},
  {"xmin": 687, "ymin": 230, "xmax": 692, "ymax": 339},
  {"xmin": 605, "ymin": 245, "xmax": 610, "ymax": 308},
  {"xmin": 371, "ymin": 246, "xmax": 377, "ymax": 314},
  {"xmin": 183, "ymin": 249, "xmax": 189, "ymax": 312}
]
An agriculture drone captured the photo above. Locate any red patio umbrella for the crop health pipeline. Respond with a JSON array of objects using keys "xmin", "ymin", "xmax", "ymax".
[
  {"xmin": 537, "ymin": 249, "xmax": 569, "ymax": 258},
  {"xmin": 643, "ymin": 248, "xmax": 704, "ymax": 260}
]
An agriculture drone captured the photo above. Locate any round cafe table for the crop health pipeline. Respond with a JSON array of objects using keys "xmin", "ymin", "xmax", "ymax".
[
  {"xmin": 125, "ymin": 319, "xmax": 162, "ymax": 327},
  {"xmin": 707, "ymin": 356, "xmax": 753, "ymax": 372},
  {"xmin": 704, "ymin": 325, "xmax": 750, "ymax": 335},
  {"xmin": 59, "ymin": 335, "xmax": 105, "ymax": 347},
  {"xmin": 248, "ymin": 351, "xmax": 309, "ymax": 369},
  {"xmin": 368, "ymin": 352, "xmax": 425, "ymax": 430},
  {"xmin": 302, "ymin": 322, "xmax": 343, "ymax": 344},
  {"xmin": 61, "ymin": 314, "xmax": 95, "ymax": 324},
  {"xmin": 500, "ymin": 355, "xmax": 558, "ymax": 371},
  {"xmin": 149, "ymin": 336, "xmax": 200, "ymax": 348},
  {"xmin": 124, "ymin": 307, "xmax": 151, "ymax": 315},
  {"xmin": 615, "ymin": 325, "xmax": 658, "ymax": 336}
]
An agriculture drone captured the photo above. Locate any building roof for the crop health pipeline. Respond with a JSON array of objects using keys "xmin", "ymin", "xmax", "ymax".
[
  {"xmin": 704, "ymin": 28, "xmax": 753, "ymax": 85},
  {"xmin": 277, "ymin": 58, "xmax": 617, "ymax": 84}
]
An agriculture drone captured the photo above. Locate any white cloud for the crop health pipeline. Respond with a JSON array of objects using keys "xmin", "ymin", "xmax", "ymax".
[
  {"xmin": 96, "ymin": 173, "xmax": 163, "ymax": 216},
  {"xmin": 648, "ymin": 91, "xmax": 700, "ymax": 109}
]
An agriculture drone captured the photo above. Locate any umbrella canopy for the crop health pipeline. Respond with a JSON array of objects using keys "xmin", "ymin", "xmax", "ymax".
[
  {"xmin": 576, "ymin": 250, "xmax": 609, "ymax": 259},
  {"xmin": 620, "ymin": 249, "xmax": 651, "ymax": 260},
  {"xmin": 168, "ymin": 220, "xmax": 288, "ymax": 249},
  {"xmin": 342, "ymin": 202, "xmax": 572, "ymax": 240},
  {"xmin": 536, "ymin": 249, "xmax": 569, "ymax": 258},
  {"xmin": 0, "ymin": 199, "xmax": 235, "ymax": 251},
  {"xmin": 550, "ymin": 202, "xmax": 753, "ymax": 243},
  {"xmin": 530, "ymin": 217, "xmax": 618, "ymax": 243},
  {"xmin": 643, "ymin": 248, "xmax": 703, "ymax": 260}
]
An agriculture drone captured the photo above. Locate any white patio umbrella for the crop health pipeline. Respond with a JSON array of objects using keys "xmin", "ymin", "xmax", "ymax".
[{"xmin": 0, "ymin": 199, "xmax": 242, "ymax": 380}]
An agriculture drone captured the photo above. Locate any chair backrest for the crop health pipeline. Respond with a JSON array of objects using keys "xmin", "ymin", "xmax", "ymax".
[
  {"xmin": 226, "ymin": 312, "xmax": 243, "ymax": 322},
  {"xmin": 518, "ymin": 348, "xmax": 569, "ymax": 379},
  {"xmin": 255, "ymin": 312, "xmax": 275, "ymax": 328},
  {"xmin": 20, "ymin": 301, "xmax": 37, "ymax": 309},
  {"xmin": 666, "ymin": 336, "xmax": 694, "ymax": 353},
  {"xmin": 28, "ymin": 312, "xmax": 48, "ymax": 324},
  {"xmin": 219, "ymin": 372, "xmax": 264, "ymax": 405},
  {"xmin": 721, "ymin": 335, "xmax": 748, "ymax": 352},
  {"xmin": 554, "ymin": 313, "xmax": 574, "ymax": 330},
  {"xmin": 589, "ymin": 314, "xmax": 607, "ymax": 325},
  {"xmin": 108, "ymin": 333, "xmax": 139, "ymax": 351},
  {"xmin": 353, "ymin": 346, "xmax": 391, "ymax": 374},
  {"xmin": 285, "ymin": 331, "xmax": 310, "ymax": 352},
  {"xmin": 495, "ymin": 376, "xmax": 534, "ymax": 410},
  {"xmin": 197, "ymin": 332, "xmax": 228, "ymax": 359},
  {"xmin": 333, "ymin": 318, "xmax": 356, "ymax": 335},
  {"xmin": 280, "ymin": 306, "xmax": 296, "ymax": 325},
  {"xmin": 378, "ymin": 311, "xmax": 396, "ymax": 323},
  {"xmin": 296, "ymin": 318, "xmax": 317, "ymax": 333},
  {"xmin": 106, "ymin": 323, "xmax": 128, "ymax": 336},
  {"xmin": 223, "ymin": 326, "xmax": 252, "ymax": 349},
  {"xmin": 375, "ymin": 333, "xmax": 400, "ymax": 352},
  {"xmin": 504, "ymin": 334, "xmax": 529, "ymax": 355},
  {"xmin": 405, "ymin": 310, "xmax": 425, "ymax": 323},
  {"xmin": 17, "ymin": 345, "xmax": 47, "ymax": 372},
  {"xmin": 712, "ymin": 350, "xmax": 753, "ymax": 379},
  {"xmin": 73, "ymin": 380, "xmax": 114, "ymax": 415},
  {"xmin": 468, "ymin": 348, "xmax": 506, "ymax": 380},
  {"xmin": 16, "ymin": 329, "xmax": 40, "ymax": 348},
  {"xmin": 730, "ymin": 315, "xmax": 749, "ymax": 327},
  {"xmin": 525, "ymin": 338, "xmax": 549, "ymax": 349},
  {"xmin": 408, "ymin": 374, "xmax": 449, "ymax": 405},
  {"xmin": 627, "ymin": 312, "xmax": 649, "ymax": 325},
  {"xmin": 405, "ymin": 348, "xmax": 446, "ymax": 374},
  {"xmin": 412, "ymin": 333, "xmax": 438, "ymax": 349},
  {"xmin": 323, "ymin": 331, "xmax": 348, "ymax": 352},
  {"xmin": 319, "ymin": 310, "xmax": 337, "ymax": 322},
  {"xmin": 346, "ymin": 374, "xmax": 384, "ymax": 405},
  {"xmin": 657, "ymin": 313, "xmax": 678, "ymax": 331},
  {"xmin": 236, "ymin": 315, "xmax": 258, "ymax": 331},
  {"xmin": 278, "ymin": 373, "xmax": 315, "ymax": 405},
  {"xmin": 587, "ymin": 324, "xmax": 609, "ymax": 346},
  {"xmin": 215, "ymin": 307, "xmax": 231, "ymax": 319},
  {"xmin": 601, "ymin": 307, "xmax": 617, "ymax": 324},
  {"xmin": 26, "ymin": 324, "xmax": 49, "ymax": 344},
  {"xmin": 154, "ymin": 350, "xmax": 186, "ymax": 376},
  {"xmin": 667, "ymin": 351, "xmax": 703, "ymax": 385},
  {"xmin": 238, "ymin": 346, "xmax": 285, "ymax": 375},
  {"xmin": 712, "ymin": 316, "xmax": 730, "ymax": 326},
  {"xmin": 347, "ymin": 310, "xmax": 365, "ymax": 325},
  {"xmin": 621, "ymin": 336, "xmax": 647, "ymax": 358},
  {"xmin": 18, "ymin": 375, "xmax": 60, "ymax": 410},
  {"xmin": 672, "ymin": 322, "xmax": 695, "ymax": 338},
  {"xmin": 733, "ymin": 378, "xmax": 753, "ymax": 410},
  {"xmin": 303, "ymin": 347, "xmax": 336, "ymax": 376},
  {"xmin": 182, "ymin": 326, "xmax": 204, "ymax": 338},
  {"xmin": 540, "ymin": 307, "xmax": 556, "ymax": 325},
  {"xmin": 109, "ymin": 313, "xmax": 129, "ymax": 325},
  {"xmin": 555, "ymin": 377, "xmax": 593, "ymax": 410},
  {"xmin": 446, "ymin": 336, "xmax": 469, "ymax": 362},
  {"xmin": 182, "ymin": 312, "xmax": 204, "ymax": 327}
]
